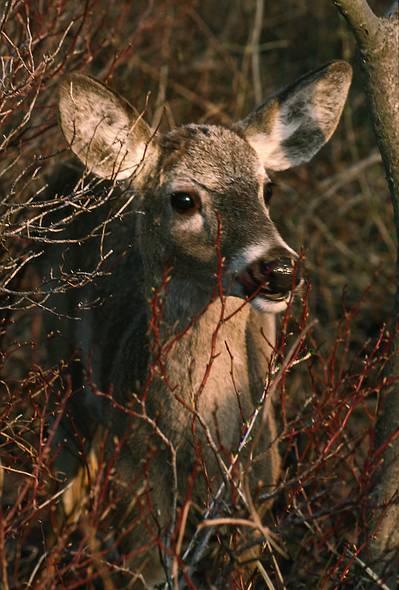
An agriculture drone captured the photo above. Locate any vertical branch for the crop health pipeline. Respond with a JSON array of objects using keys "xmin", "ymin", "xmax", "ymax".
[
  {"xmin": 332, "ymin": 0, "xmax": 399, "ymax": 586},
  {"xmin": 250, "ymin": 0, "xmax": 264, "ymax": 104}
]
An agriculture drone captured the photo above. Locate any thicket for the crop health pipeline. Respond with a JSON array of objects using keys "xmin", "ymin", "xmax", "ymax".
[{"xmin": 0, "ymin": 1, "xmax": 396, "ymax": 588}]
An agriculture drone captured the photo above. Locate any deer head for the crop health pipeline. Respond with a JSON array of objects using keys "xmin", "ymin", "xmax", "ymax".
[{"xmin": 58, "ymin": 61, "xmax": 352, "ymax": 314}]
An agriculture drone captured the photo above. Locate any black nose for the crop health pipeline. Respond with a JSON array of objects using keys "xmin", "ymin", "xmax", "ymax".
[
  {"xmin": 259, "ymin": 257, "xmax": 300, "ymax": 294},
  {"xmin": 236, "ymin": 255, "xmax": 301, "ymax": 300}
]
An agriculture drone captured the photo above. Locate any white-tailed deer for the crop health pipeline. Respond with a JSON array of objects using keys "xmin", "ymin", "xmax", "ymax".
[{"xmin": 54, "ymin": 61, "xmax": 352, "ymax": 587}]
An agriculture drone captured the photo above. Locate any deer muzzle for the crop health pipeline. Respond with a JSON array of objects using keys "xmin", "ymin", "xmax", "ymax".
[{"xmin": 237, "ymin": 257, "xmax": 301, "ymax": 301}]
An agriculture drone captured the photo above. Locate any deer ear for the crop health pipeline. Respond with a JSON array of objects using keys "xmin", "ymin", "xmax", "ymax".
[
  {"xmin": 235, "ymin": 61, "xmax": 352, "ymax": 171},
  {"xmin": 58, "ymin": 74, "xmax": 158, "ymax": 181}
]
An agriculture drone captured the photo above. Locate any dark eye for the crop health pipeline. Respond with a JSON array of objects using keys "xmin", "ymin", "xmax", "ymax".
[
  {"xmin": 264, "ymin": 182, "xmax": 274, "ymax": 206},
  {"xmin": 170, "ymin": 191, "xmax": 198, "ymax": 214}
]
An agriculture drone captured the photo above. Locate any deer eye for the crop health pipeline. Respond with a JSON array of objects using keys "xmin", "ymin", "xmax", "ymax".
[
  {"xmin": 263, "ymin": 182, "xmax": 274, "ymax": 206},
  {"xmin": 170, "ymin": 191, "xmax": 199, "ymax": 214}
]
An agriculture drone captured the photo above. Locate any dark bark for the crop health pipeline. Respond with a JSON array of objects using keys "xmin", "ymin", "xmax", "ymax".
[{"xmin": 333, "ymin": 1, "xmax": 399, "ymax": 587}]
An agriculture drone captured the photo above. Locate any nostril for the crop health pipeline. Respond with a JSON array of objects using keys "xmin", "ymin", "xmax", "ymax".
[
  {"xmin": 260, "ymin": 257, "xmax": 294, "ymax": 276},
  {"xmin": 259, "ymin": 258, "xmax": 300, "ymax": 293}
]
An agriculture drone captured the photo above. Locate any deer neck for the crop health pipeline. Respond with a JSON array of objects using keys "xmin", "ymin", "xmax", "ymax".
[{"xmin": 145, "ymin": 274, "xmax": 253, "ymax": 414}]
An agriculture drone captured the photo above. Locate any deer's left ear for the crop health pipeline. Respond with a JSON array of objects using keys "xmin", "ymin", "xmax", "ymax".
[{"xmin": 235, "ymin": 61, "xmax": 352, "ymax": 171}]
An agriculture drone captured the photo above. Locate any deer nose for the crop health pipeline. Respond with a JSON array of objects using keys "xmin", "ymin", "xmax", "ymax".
[
  {"xmin": 243, "ymin": 256, "xmax": 300, "ymax": 297},
  {"xmin": 235, "ymin": 250, "xmax": 301, "ymax": 301},
  {"xmin": 259, "ymin": 258, "xmax": 300, "ymax": 294}
]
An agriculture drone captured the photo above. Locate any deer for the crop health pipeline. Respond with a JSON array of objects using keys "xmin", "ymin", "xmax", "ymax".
[{"xmin": 52, "ymin": 61, "xmax": 352, "ymax": 588}]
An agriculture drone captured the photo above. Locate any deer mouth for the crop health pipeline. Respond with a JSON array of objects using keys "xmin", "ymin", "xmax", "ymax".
[{"xmin": 236, "ymin": 268, "xmax": 292, "ymax": 303}]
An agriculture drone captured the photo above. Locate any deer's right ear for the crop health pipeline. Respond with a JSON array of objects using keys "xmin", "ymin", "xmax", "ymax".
[
  {"xmin": 235, "ymin": 61, "xmax": 352, "ymax": 171},
  {"xmin": 58, "ymin": 74, "xmax": 158, "ymax": 181}
]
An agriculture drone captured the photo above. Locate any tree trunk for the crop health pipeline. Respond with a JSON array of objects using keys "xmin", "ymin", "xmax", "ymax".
[{"xmin": 332, "ymin": 1, "xmax": 399, "ymax": 587}]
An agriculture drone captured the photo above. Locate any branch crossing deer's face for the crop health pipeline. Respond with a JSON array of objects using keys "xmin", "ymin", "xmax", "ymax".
[{"xmin": 58, "ymin": 62, "xmax": 352, "ymax": 312}]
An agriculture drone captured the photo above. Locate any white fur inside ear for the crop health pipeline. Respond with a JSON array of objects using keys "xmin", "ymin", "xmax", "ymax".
[
  {"xmin": 65, "ymin": 97, "xmax": 148, "ymax": 180},
  {"xmin": 239, "ymin": 61, "xmax": 352, "ymax": 172},
  {"xmin": 98, "ymin": 138, "xmax": 149, "ymax": 181},
  {"xmin": 247, "ymin": 115, "xmax": 301, "ymax": 171},
  {"xmin": 59, "ymin": 75, "xmax": 156, "ymax": 181}
]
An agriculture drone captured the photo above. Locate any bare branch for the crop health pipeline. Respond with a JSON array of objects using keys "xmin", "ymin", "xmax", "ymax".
[{"xmin": 332, "ymin": 0, "xmax": 380, "ymax": 48}]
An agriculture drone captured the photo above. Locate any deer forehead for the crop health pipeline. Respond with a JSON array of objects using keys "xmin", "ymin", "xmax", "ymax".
[{"xmin": 157, "ymin": 124, "xmax": 266, "ymax": 194}]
